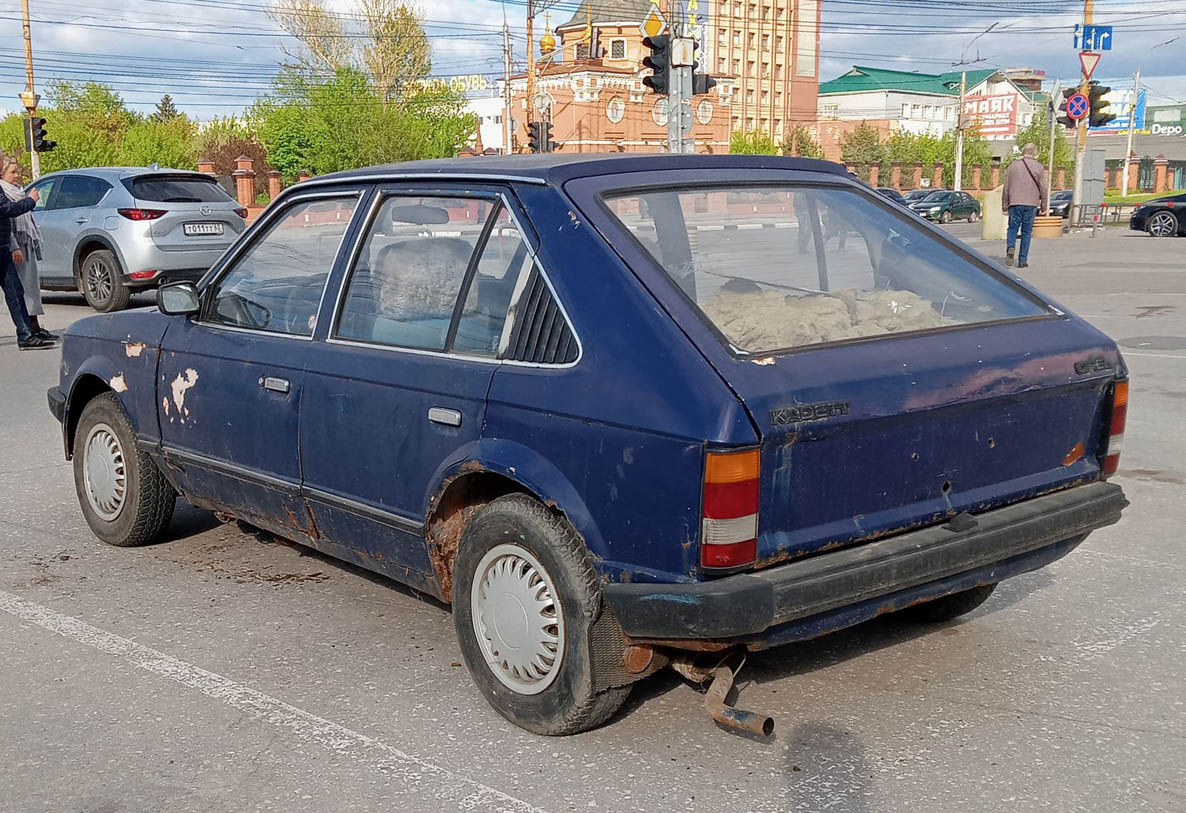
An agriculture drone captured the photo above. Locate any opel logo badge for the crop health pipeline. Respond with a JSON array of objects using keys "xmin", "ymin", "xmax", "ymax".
[{"xmin": 200, "ymin": 205, "xmax": 212, "ymax": 216}]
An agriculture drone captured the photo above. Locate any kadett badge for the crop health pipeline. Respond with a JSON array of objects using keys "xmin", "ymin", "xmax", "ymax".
[
  {"xmin": 1074, "ymin": 356, "xmax": 1111, "ymax": 375},
  {"xmin": 771, "ymin": 401, "xmax": 851, "ymax": 426}
]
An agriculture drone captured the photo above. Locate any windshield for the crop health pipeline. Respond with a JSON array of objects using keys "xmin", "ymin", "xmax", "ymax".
[
  {"xmin": 129, "ymin": 176, "xmax": 233, "ymax": 203},
  {"xmin": 1053, "ymin": 191, "xmax": 1073, "ymax": 201},
  {"xmin": 922, "ymin": 191, "xmax": 952, "ymax": 202},
  {"xmin": 602, "ymin": 184, "xmax": 1047, "ymax": 354}
]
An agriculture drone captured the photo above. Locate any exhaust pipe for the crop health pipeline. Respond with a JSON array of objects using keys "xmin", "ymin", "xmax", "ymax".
[{"xmin": 704, "ymin": 665, "xmax": 774, "ymax": 737}]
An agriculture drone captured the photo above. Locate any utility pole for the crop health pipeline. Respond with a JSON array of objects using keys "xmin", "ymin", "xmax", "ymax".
[
  {"xmin": 953, "ymin": 22, "xmax": 997, "ymax": 193},
  {"xmin": 20, "ymin": 0, "xmax": 41, "ymax": 179},
  {"xmin": 525, "ymin": 0, "xmax": 535, "ymax": 148},
  {"xmin": 1071, "ymin": 0, "xmax": 1093, "ymax": 211},
  {"xmin": 1122, "ymin": 70, "xmax": 1138, "ymax": 197},
  {"xmin": 667, "ymin": 14, "xmax": 694, "ymax": 154},
  {"xmin": 502, "ymin": 19, "xmax": 513, "ymax": 155},
  {"xmin": 1047, "ymin": 79, "xmax": 1061, "ymax": 208}
]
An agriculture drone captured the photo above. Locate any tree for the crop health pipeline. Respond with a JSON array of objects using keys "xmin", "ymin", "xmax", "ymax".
[
  {"xmin": 730, "ymin": 130, "xmax": 778, "ymax": 155},
  {"xmin": 839, "ymin": 122, "xmax": 884, "ymax": 166},
  {"xmin": 782, "ymin": 125, "xmax": 822, "ymax": 159},
  {"xmin": 197, "ymin": 117, "xmax": 271, "ymax": 197},
  {"xmin": 122, "ymin": 117, "xmax": 197, "ymax": 169},
  {"xmin": 151, "ymin": 94, "xmax": 181, "ymax": 123},
  {"xmin": 269, "ymin": 0, "xmax": 432, "ymax": 102},
  {"xmin": 1010, "ymin": 109, "xmax": 1073, "ymax": 170}
]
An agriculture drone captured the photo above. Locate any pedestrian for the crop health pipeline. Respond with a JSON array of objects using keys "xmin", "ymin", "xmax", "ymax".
[
  {"xmin": 2, "ymin": 157, "xmax": 55, "ymax": 342},
  {"xmin": 0, "ymin": 152, "xmax": 45, "ymax": 350},
  {"xmin": 1002, "ymin": 142, "xmax": 1049, "ymax": 269}
]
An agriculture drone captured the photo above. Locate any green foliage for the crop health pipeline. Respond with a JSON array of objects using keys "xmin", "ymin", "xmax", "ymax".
[
  {"xmin": 196, "ymin": 116, "xmax": 271, "ymax": 197},
  {"xmin": 47, "ymin": 79, "xmax": 132, "ymax": 118},
  {"xmin": 151, "ymin": 94, "xmax": 181, "ymax": 123},
  {"xmin": 730, "ymin": 130, "xmax": 779, "ymax": 155},
  {"xmin": 253, "ymin": 67, "xmax": 474, "ymax": 180},
  {"xmin": 123, "ymin": 117, "xmax": 198, "ymax": 168},
  {"xmin": 782, "ymin": 125, "xmax": 822, "ymax": 159},
  {"xmin": 1009, "ymin": 109, "xmax": 1073, "ymax": 170},
  {"xmin": 839, "ymin": 122, "xmax": 884, "ymax": 167}
]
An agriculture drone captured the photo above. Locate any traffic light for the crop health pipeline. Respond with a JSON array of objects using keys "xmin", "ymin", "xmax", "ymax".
[
  {"xmin": 642, "ymin": 35, "xmax": 670, "ymax": 95},
  {"xmin": 527, "ymin": 121, "xmax": 542, "ymax": 153},
  {"xmin": 691, "ymin": 40, "xmax": 716, "ymax": 96},
  {"xmin": 24, "ymin": 116, "xmax": 56, "ymax": 152},
  {"xmin": 540, "ymin": 121, "xmax": 553, "ymax": 152},
  {"xmin": 1055, "ymin": 88, "xmax": 1076, "ymax": 130},
  {"xmin": 1088, "ymin": 81, "xmax": 1116, "ymax": 128}
]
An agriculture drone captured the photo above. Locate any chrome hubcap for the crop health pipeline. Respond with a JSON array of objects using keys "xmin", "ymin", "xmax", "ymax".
[
  {"xmin": 471, "ymin": 544, "xmax": 564, "ymax": 695},
  {"xmin": 83, "ymin": 423, "xmax": 127, "ymax": 521},
  {"xmin": 87, "ymin": 261, "xmax": 112, "ymax": 303},
  {"xmin": 1150, "ymin": 213, "xmax": 1176, "ymax": 237}
]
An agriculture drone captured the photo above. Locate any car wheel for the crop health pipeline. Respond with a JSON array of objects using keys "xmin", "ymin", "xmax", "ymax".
[
  {"xmin": 940, "ymin": 210, "xmax": 952, "ymax": 224},
  {"xmin": 1148, "ymin": 211, "xmax": 1178, "ymax": 238},
  {"xmin": 81, "ymin": 249, "xmax": 131, "ymax": 312},
  {"xmin": 897, "ymin": 583, "xmax": 997, "ymax": 623},
  {"xmin": 73, "ymin": 392, "xmax": 176, "ymax": 547},
  {"xmin": 452, "ymin": 494, "xmax": 631, "ymax": 735},
  {"xmin": 968, "ymin": 210, "xmax": 980, "ymax": 223}
]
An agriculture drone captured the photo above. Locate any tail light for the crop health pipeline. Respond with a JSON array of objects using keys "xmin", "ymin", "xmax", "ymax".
[
  {"xmin": 129, "ymin": 270, "xmax": 157, "ymax": 280},
  {"xmin": 1101, "ymin": 379, "xmax": 1128, "ymax": 477},
  {"xmin": 701, "ymin": 449, "xmax": 759, "ymax": 570},
  {"xmin": 234, "ymin": 207, "xmax": 249, "ymax": 219},
  {"xmin": 117, "ymin": 208, "xmax": 167, "ymax": 221}
]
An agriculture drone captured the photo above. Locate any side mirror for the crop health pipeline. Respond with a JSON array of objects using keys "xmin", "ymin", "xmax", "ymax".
[{"xmin": 158, "ymin": 281, "xmax": 200, "ymax": 316}]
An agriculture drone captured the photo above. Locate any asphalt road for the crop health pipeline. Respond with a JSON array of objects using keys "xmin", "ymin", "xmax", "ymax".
[{"xmin": 2, "ymin": 227, "xmax": 1184, "ymax": 812}]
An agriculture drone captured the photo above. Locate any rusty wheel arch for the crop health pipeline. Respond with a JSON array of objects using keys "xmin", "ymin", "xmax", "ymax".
[
  {"xmin": 65, "ymin": 374, "xmax": 115, "ymax": 459},
  {"xmin": 425, "ymin": 467, "xmax": 560, "ymax": 602}
]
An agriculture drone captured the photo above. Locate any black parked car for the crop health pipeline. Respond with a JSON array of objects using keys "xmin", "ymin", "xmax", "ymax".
[
  {"xmin": 876, "ymin": 187, "xmax": 906, "ymax": 204},
  {"xmin": 1049, "ymin": 189, "xmax": 1074, "ymax": 218},
  {"xmin": 1130, "ymin": 193, "xmax": 1186, "ymax": 237}
]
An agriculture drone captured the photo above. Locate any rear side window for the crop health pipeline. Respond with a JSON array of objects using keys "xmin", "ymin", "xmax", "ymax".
[
  {"xmin": 129, "ymin": 176, "xmax": 233, "ymax": 203},
  {"xmin": 51, "ymin": 176, "xmax": 110, "ymax": 209},
  {"xmin": 602, "ymin": 185, "xmax": 1046, "ymax": 354}
]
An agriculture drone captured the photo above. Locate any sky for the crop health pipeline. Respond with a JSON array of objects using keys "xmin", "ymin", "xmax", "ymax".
[{"xmin": 1, "ymin": 0, "xmax": 1184, "ymax": 119}]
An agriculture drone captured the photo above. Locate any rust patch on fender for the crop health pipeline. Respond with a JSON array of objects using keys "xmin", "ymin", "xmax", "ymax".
[
  {"xmin": 1062, "ymin": 442, "xmax": 1085, "ymax": 466},
  {"xmin": 124, "ymin": 342, "xmax": 146, "ymax": 358},
  {"xmin": 109, "ymin": 374, "xmax": 127, "ymax": 393}
]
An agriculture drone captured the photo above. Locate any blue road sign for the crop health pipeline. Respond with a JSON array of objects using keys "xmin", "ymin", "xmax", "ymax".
[
  {"xmin": 1074, "ymin": 24, "xmax": 1114, "ymax": 51},
  {"xmin": 1068, "ymin": 93, "xmax": 1090, "ymax": 121}
]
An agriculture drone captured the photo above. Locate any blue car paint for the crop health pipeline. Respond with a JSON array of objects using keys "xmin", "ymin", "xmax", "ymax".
[{"xmin": 54, "ymin": 155, "xmax": 1125, "ymax": 648}]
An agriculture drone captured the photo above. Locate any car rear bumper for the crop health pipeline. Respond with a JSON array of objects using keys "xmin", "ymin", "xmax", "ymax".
[
  {"xmin": 47, "ymin": 386, "xmax": 66, "ymax": 424},
  {"xmin": 603, "ymin": 481, "xmax": 1127, "ymax": 643},
  {"xmin": 125, "ymin": 267, "xmax": 209, "ymax": 289}
]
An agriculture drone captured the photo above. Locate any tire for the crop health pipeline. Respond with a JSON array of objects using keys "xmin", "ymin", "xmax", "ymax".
[
  {"xmin": 81, "ymin": 249, "xmax": 131, "ymax": 312},
  {"xmin": 968, "ymin": 210, "xmax": 980, "ymax": 223},
  {"xmin": 73, "ymin": 392, "xmax": 175, "ymax": 547},
  {"xmin": 940, "ymin": 210, "xmax": 952, "ymax": 224},
  {"xmin": 1148, "ymin": 210, "xmax": 1178, "ymax": 238},
  {"xmin": 897, "ymin": 583, "xmax": 998, "ymax": 623},
  {"xmin": 452, "ymin": 494, "xmax": 631, "ymax": 735}
]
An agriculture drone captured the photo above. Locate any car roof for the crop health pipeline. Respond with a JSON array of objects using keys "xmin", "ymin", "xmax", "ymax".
[
  {"xmin": 36, "ymin": 167, "xmax": 214, "ymax": 180},
  {"xmin": 314, "ymin": 154, "xmax": 850, "ymax": 187}
]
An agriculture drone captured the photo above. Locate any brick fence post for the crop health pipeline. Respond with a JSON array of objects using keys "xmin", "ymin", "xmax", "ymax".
[
  {"xmin": 197, "ymin": 159, "xmax": 215, "ymax": 176},
  {"xmin": 297, "ymin": 170, "xmax": 311, "ymax": 184},
  {"xmin": 267, "ymin": 169, "xmax": 283, "ymax": 201},
  {"xmin": 890, "ymin": 161, "xmax": 902, "ymax": 189},
  {"xmin": 1154, "ymin": 155, "xmax": 1169, "ymax": 192},
  {"xmin": 1056, "ymin": 166, "xmax": 1067, "ymax": 189},
  {"xmin": 990, "ymin": 158, "xmax": 1001, "ymax": 189},
  {"xmin": 1128, "ymin": 158, "xmax": 1140, "ymax": 192},
  {"xmin": 868, "ymin": 163, "xmax": 880, "ymax": 187},
  {"xmin": 232, "ymin": 155, "xmax": 255, "ymax": 208},
  {"xmin": 911, "ymin": 161, "xmax": 923, "ymax": 188},
  {"xmin": 971, "ymin": 163, "xmax": 982, "ymax": 191},
  {"xmin": 1105, "ymin": 167, "xmax": 1117, "ymax": 190},
  {"xmin": 932, "ymin": 162, "xmax": 944, "ymax": 189}
]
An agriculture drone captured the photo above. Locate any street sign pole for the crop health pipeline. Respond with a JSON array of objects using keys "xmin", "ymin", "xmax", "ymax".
[
  {"xmin": 1072, "ymin": 0, "xmax": 1094, "ymax": 214},
  {"xmin": 1047, "ymin": 79, "xmax": 1061, "ymax": 212}
]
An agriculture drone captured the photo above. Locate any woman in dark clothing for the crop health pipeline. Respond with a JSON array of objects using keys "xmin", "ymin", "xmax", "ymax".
[{"xmin": 0, "ymin": 151, "xmax": 46, "ymax": 350}]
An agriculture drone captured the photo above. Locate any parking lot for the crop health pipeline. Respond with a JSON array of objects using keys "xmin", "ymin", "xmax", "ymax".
[{"xmin": 2, "ymin": 226, "xmax": 1183, "ymax": 812}]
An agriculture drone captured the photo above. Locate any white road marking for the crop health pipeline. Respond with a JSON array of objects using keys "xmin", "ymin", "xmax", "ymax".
[
  {"xmin": 1122, "ymin": 351, "xmax": 1186, "ymax": 360},
  {"xmin": 0, "ymin": 589, "xmax": 548, "ymax": 813}
]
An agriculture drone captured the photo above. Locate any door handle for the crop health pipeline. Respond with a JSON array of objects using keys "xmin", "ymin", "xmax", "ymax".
[
  {"xmin": 259, "ymin": 376, "xmax": 290, "ymax": 393},
  {"xmin": 75, "ymin": 217, "xmax": 88, "ymax": 224},
  {"xmin": 427, "ymin": 407, "xmax": 462, "ymax": 427}
]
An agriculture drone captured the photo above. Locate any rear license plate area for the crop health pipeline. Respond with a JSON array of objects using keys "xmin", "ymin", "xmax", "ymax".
[{"xmin": 184, "ymin": 223, "xmax": 224, "ymax": 236}]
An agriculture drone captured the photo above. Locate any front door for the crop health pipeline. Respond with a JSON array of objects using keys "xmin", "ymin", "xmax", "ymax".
[
  {"xmin": 26, "ymin": 175, "xmax": 69, "ymax": 285},
  {"xmin": 300, "ymin": 189, "xmax": 534, "ymax": 590},
  {"xmin": 157, "ymin": 192, "xmax": 363, "ymax": 531}
]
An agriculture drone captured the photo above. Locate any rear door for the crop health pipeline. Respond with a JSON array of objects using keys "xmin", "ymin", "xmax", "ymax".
[
  {"xmin": 578, "ymin": 172, "xmax": 1119, "ymax": 567},
  {"xmin": 128, "ymin": 174, "xmax": 245, "ymax": 256},
  {"xmin": 36, "ymin": 174, "xmax": 111, "ymax": 282},
  {"xmin": 299, "ymin": 188, "xmax": 531, "ymax": 583}
]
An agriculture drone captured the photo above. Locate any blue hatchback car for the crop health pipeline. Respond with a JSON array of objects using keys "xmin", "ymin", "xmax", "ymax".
[{"xmin": 50, "ymin": 155, "xmax": 1128, "ymax": 736}]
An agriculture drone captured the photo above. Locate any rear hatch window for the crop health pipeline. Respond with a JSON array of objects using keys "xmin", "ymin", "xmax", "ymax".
[
  {"xmin": 126, "ymin": 175, "xmax": 233, "ymax": 203},
  {"xmin": 602, "ymin": 184, "xmax": 1046, "ymax": 354}
]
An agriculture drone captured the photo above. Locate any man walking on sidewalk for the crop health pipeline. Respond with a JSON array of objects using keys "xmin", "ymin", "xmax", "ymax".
[{"xmin": 1002, "ymin": 142, "xmax": 1049, "ymax": 269}]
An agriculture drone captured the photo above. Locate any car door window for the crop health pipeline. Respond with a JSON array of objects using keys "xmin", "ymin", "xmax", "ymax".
[
  {"xmin": 453, "ymin": 208, "xmax": 534, "ymax": 356},
  {"xmin": 30, "ymin": 178, "xmax": 57, "ymax": 211},
  {"xmin": 335, "ymin": 196, "xmax": 495, "ymax": 351},
  {"xmin": 203, "ymin": 195, "xmax": 359, "ymax": 337},
  {"xmin": 51, "ymin": 176, "xmax": 110, "ymax": 210}
]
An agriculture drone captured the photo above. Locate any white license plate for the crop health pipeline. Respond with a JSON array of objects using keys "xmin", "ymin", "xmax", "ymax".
[{"xmin": 184, "ymin": 222, "xmax": 224, "ymax": 236}]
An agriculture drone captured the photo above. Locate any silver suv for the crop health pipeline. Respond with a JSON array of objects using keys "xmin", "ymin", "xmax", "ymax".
[{"xmin": 28, "ymin": 167, "xmax": 248, "ymax": 312}]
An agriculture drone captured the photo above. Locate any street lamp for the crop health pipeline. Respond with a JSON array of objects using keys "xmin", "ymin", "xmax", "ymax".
[
  {"xmin": 953, "ymin": 22, "xmax": 999, "ymax": 192},
  {"xmin": 1122, "ymin": 36, "xmax": 1179, "ymax": 197}
]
